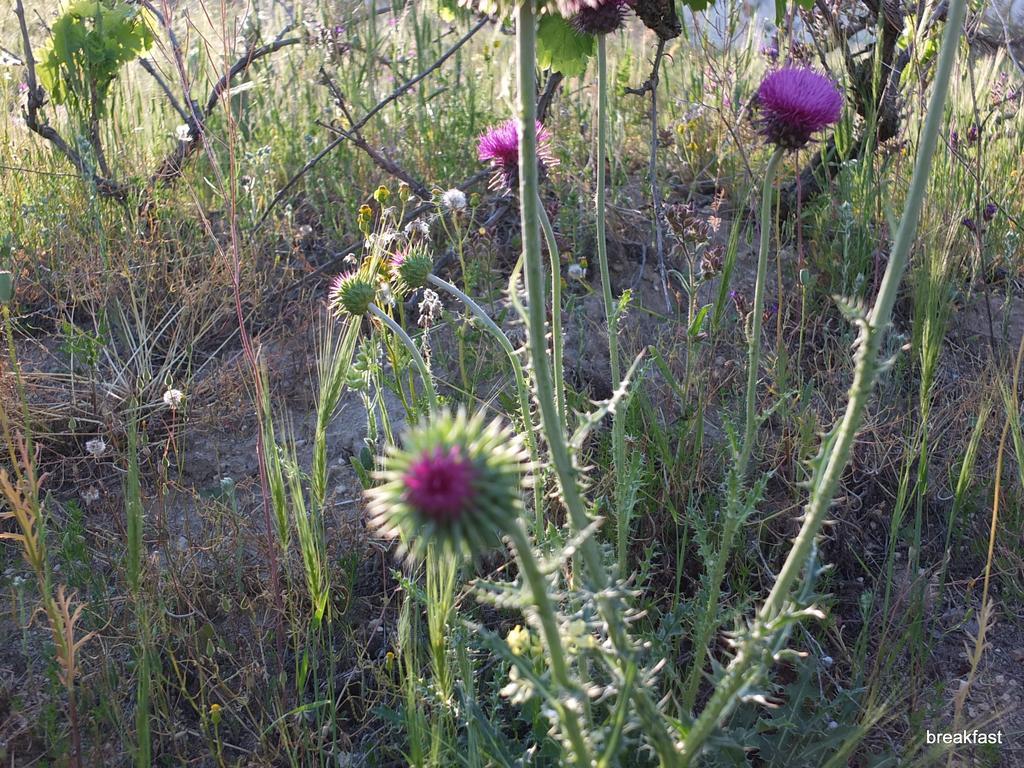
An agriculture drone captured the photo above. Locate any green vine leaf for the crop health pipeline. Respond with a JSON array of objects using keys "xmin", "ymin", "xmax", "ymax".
[
  {"xmin": 537, "ymin": 14, "xmax": 594, "ymax": 77},
  {"xmin": 38, "ymin": 0, "xmax": 155, "ymax": 118}
]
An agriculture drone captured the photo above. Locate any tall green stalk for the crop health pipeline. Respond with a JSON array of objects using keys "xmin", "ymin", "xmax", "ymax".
[
  {"xmin": 594, "ymin": 36, "xmax": 629, "ymax": 565},
  {"xmin": 678, "ymin": 0, "xmax": 969, "ymax": 759},
  {"xmin": 426, "ymin": 273, "xmax": 545, "ymax": 528},
  {"xmin": 538, "ymin": 202, "xmax": 567, "ymax": 425},
  {"xmin": 369, "ymin": 303, "xmax": 438, "ymax": 411},
  {"xmin": 681, "ymin": 148, "xmax": 783, "ymax": 711},
  {"xmin": 515, "ymin": 7, "xmax": 676, "ymax": 762},
  {"xmin": 741, "ymin": 148, "xmax": 784, "ymax": 476},
  {"xmin": 506, "ymin": 522, "xmax": 592, "ymax": 765}
]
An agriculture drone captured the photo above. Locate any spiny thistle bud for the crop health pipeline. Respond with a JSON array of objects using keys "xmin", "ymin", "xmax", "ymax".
[
  {"xmin": 570, "ymin": 0, "xmax": 629, "ymax": 35},
  {"xmin": 391, "ymin": 248, "xmax": 434, "ymax": 293},
  {"xmin": 366, "ymin": 408, "xmax": 529, "ymax": 562},
  {"xmin": 754, "ymin": 67, "xmax": 842, "ymax": 151},
  {"xmin": 328, "ymin": 271, "xmax": 377, "ymax": 317}
]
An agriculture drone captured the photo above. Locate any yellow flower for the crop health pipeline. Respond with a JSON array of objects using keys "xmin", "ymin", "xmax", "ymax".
[
  {"xmin": 209, "ymin": 702, "xmax": 222, "ymax": 726},
  {"xmin": 506, "ymin": 625, "xmax": 532, "ymax": 656}
]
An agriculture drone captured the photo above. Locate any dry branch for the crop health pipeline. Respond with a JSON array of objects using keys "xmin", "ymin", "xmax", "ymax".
[{"xmin": 13, "ymin": 0, "xmax": 300, "ymax": 200}]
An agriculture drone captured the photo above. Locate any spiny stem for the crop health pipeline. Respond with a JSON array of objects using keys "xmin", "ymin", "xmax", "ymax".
[
  {"xmin": 595, "ymin": 35, "xmax": 629, "ymax": 567},
  {"xmin": 741, "ymin": 148, "xmax": 784, "ymax": 478},
  {"xmin": 679, "ymin": 0, "xmax": 969, "ymax": 758},
  {"xmin": 426, "ymin": 273, "xmax": 545, "ymax": 529},
  {"xmin": 506, "ymin": 522, "xmax": 592, "ymax": 766},
  {"xmin": 538, "ymin": 201, "xmax": 567, "ymax": 426},
  {"xmin": 516, "ymin": 9, "xmax": 677, "ymax": 763},
  {"xmin": 368, "ymin": 303, "xmax": 437, "ymax": 411},
  {"xmin": 679, "ymin": 149, "xmax": 784, "ymax": 711}
]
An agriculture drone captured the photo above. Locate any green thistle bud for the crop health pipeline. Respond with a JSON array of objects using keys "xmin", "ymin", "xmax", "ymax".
[
  {"xmin": 391, "ymin": 248, "xmax": 433, "ymax": 293},
  {"xmin": 328, "ymin": 272, "xmax": 377, "ymax": 317},
  {"xmin": 366, "ymin": 408, "xmax": 529, "ymax": 562}
]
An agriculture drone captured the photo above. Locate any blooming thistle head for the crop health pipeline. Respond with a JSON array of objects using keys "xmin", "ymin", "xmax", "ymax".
[
  {"xmin": 754, "ymin": 67, "xmax": 843, "ymax": 151},
  {"xmin": 366, "ymin": 409, "xmax": 529, "ymax": 563},
  {"xmin": 328, "ymin": 271, "xmax": 377, "ymax": 317},
  {"xmin": 569, "ymin": 0, "xmax": 629, "ymax": 35},
  {"xmin": 390, "ymin": 248, "xmax": 433, "ymax": 294},
  {"xmin": 477, "ymin": 119, "xmax": 557, "ymax": 192}
]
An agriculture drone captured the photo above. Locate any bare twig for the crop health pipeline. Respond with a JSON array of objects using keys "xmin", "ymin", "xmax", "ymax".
[
  {"xmin": 151, "ymin": 32, "xmax": 302, "ymax": 184},
  {"xmin": 627, "ymin": 40, "xmax": 671, "ymax": 311},
  {"xmin": 15, "ymin": 0, "xmax": 299, "ymax": 197},
  {"xmin": 537, "ymin": 70, "xmax": 564, "ymax": 123},
  {"xmin": 254, "ymin": 15, "xmax": 491, "ymax": 231},
  {"xmin": 14, "ymin": 0, "xmax": 129, "ymax": 199},
  {"xmin": 138, "ymin": 57, "xmax": 190, "ymax": 122},
  {"xmin": 318, "ymin": 68, "xmax": 432, "ymax": 200}
]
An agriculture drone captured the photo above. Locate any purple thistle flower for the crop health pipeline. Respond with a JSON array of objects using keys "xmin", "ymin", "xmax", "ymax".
[
  {"xmin": 755, "ymin": 67, "xmax": 843, "ymax": 151},
  {"xmin": 365, "ymin": 409, "xmax": 528, "ymax": 562},
  {"xmin": 403, "ymin": 446, "xmax": 477, "ymax": 523},
  {"xmin": 967, "ymin": 124, "xmax": 980, "ymax": 143},
  {"xmin": 961, "ymin": 217, "xmax": 976, "ymax": 233},
  {"xmin": 477, "ymin": 119, "xmax": 556, "ymax": 191},
  {"xmin": 570, "ymin": 0, "xmax": 630, "ymax": 35},
  {"xmin": 983, "ymin": 203, "xmax": 998, "ymax": 222}
]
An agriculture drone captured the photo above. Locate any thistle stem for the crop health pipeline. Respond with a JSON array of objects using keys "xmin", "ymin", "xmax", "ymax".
[
  {"xmin": 516, "ymin": 8, "xmax": 677, "ymax": 762},
  {"xmin": 368, "ymin": 303, "xmax": 437, "ymax": 411},
  {"xmin": 741, "ymin": 148, "xmax": 784, "ymax": 478},
  {"xmin": 538, "ymin": 201, "xmax": 567, "ymax": 426},
  {"xmin": 595, "ymin": 35, "xmax": 629, "ymax": 567},
  {"xmin": 426, "ymin": 273, "xmax": 545, "ymax": 529},
  {"xmin": 506, "ymin": 522, "xmax": 592, "ymax": 766},
  {"xmin": 679, "ymin": 150, "xmax": 785, "ymax": 711},
  {"xmin": 678, "ymin": 0, "xmax": 969, "ymax": 758}
]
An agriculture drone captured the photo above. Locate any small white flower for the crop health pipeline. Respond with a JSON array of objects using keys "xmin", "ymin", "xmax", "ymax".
[
  {"xmin": 440, "ymin": 188, "xmax": 467, "ymax": 212},
  {"xmin": 174, "ymin": 124, "xmax": 192, "ymax": 143},
  {"xmin": 163, "ymin": 388, "xmax": 185, "ymax": 410},
  {"xmin": 567, "ymin": 263, "xmax": 586, "ymax": 280},
  {"xmin": 85, "ymin": 437, "xmax": 107, "ymax": 458},
  {"xmin": 81, "ymin": 486, "xmax": 100, "ymax": 505}
]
